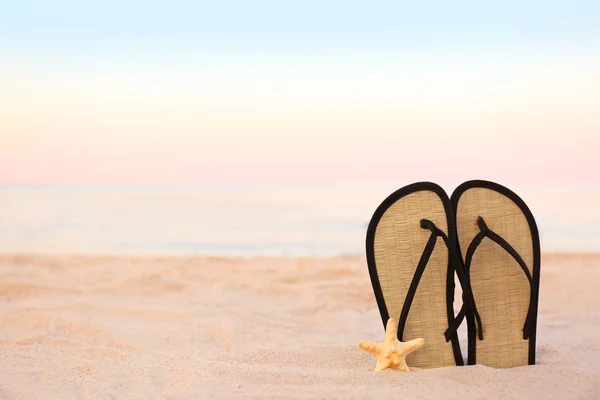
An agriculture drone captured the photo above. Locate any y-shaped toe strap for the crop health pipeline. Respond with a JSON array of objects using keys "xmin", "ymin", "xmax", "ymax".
[
  {"xmin": 397, "ymin": 219, "xmax": 449, "ymax": 341},
  {"xmin": 445, "ymin": 217, "xmax": 537, "ymax": 342}
]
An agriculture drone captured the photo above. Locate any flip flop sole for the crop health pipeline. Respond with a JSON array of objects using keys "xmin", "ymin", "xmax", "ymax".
[
  {"xmin": 366, "ymin": 182, "xmax": 461, "ymax": 368},
  {"xmin": 452, "ymin": 181, "xmax": 540, "ymax": 368}
]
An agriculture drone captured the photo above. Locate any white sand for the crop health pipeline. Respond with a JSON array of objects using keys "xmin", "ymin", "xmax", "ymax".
[{"xmin": 0, "ymin": 254, "xmax": 599, "ymax": 399}]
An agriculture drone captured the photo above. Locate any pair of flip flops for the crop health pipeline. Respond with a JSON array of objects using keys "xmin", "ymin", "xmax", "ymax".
[{"xmin": 366, "ymin": 180, "xmax": 541, "ymax": 369}]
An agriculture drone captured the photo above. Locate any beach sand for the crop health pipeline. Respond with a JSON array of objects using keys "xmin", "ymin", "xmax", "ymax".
[{"xmin": 0, "ymin": 253, "xmax": 599, "ymax": 399}]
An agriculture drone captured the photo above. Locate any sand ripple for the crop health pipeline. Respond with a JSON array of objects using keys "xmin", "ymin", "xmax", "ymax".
[{"xmin": 0, "ymin": 254, "xmax": 599, "ymax": 399}]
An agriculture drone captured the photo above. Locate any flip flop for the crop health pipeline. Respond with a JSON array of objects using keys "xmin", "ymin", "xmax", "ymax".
[
  {"xmin": 450, "ymin": 180, "xmax": 541, "ymax": 368},
  {"xmin": 366, "ymin": 182, "xmax": 464, "ymax": 368}
]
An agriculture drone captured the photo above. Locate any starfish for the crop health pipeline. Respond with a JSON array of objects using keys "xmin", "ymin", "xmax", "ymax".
[{"xmin": 359, "ymin": 318, "xmax": 425, "ymax": 372}]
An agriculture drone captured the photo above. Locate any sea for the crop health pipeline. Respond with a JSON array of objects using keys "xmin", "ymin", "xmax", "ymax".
[{"xmin": 1, "ymin": 183, "xmax": 599, "ymax": 256}]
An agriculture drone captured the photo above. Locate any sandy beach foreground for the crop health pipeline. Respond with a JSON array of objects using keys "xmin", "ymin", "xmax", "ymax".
[{"xmin": 0, "ymin": 254, "xmax": 599, "ymax": 399}]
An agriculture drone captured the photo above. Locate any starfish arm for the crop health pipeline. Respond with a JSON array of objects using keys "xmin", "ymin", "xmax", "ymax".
[
  {"xmin": 374, "ymin": 358, "xmax": 391, "ymax": 372},
  {"xmin": 359, "ymin": 319, "xmax": 424, "ymax": 372},
  {"xmin": 397, "ymin": 359, "xmax": 410, "ymax": 372},
  {"xmin": 402, "ymin": 338, "xmax": 425, "ymax": 354},
  {"xmin": 359, "ymin": 342, "xmax": 383, "ymax": 356},
  {"xmin": 384, "ymin": 318, "xmax": 398, "ymax": 342}
]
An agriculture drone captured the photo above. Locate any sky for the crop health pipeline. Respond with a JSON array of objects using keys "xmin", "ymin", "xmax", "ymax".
[{"xmin": 1, "ymin": 1, "xmax": 600, "ymax": 185}]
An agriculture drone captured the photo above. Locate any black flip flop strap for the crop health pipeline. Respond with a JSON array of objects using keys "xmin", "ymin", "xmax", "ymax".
[
  {"xmin": 444, "ymin": 235, "xmax": 482, "ymax": 342},
  {"xmin": 397, "ymin": 219, "xmax": 449, "ymax": 341},
  {"xmin": 453, "ymin": 217, "xmax": 536, "ymax": 340},
  {"xmin": 459, "ymin": 229, "xmax": 486, "ymax": 340}
]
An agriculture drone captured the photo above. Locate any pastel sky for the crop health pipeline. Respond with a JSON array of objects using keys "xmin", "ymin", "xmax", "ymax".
[{"xmin": 1, "ymin": 1, "xmax": 599, "ymax": 184}]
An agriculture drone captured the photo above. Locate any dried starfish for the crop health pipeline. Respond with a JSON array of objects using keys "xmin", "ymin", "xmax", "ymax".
[{"xmin": 359, "ymin": 318, "xmax": 425, "ymax": 372}]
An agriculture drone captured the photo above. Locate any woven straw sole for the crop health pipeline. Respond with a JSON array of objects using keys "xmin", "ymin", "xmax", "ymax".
[
  {"xmin": 367, "ymin": 186, "xmax": 457, "ymax": 368},
  {"xmin": 454, "ymin": 184, "xmax": 539, "ymax": 368}
]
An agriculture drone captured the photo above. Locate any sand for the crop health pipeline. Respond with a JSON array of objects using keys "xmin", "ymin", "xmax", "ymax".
[{"xmin": 0, "ymin": 253, "xmax": 599, "ymax": 399}]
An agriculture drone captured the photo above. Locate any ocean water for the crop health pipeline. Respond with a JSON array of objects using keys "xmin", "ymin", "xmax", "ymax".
[{"xmin": 1, "ymin": 183, "xmax": 599, "ymax": 256}]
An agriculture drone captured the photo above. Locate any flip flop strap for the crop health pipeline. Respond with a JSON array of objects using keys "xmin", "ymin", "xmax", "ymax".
[
  {"xmin": 397, "ymin": 219, "xmax": 450, "ymax": 341},
  {"xmin": 448, "ymin": 217, "xmax": 536, "ymax": 341},
  {"xmin": 444, "ymin": 234, "xmax": 483, "ymax": 341}
]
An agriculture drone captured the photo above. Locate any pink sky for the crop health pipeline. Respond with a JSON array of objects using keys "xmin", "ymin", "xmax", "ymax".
[
  {"xmin": 2, "ymin": 57, "xmax": 599, "ymax": 185},
  {"xmin": 1, "ymin": 133, "xmax": 597, "ymax": 185}
]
